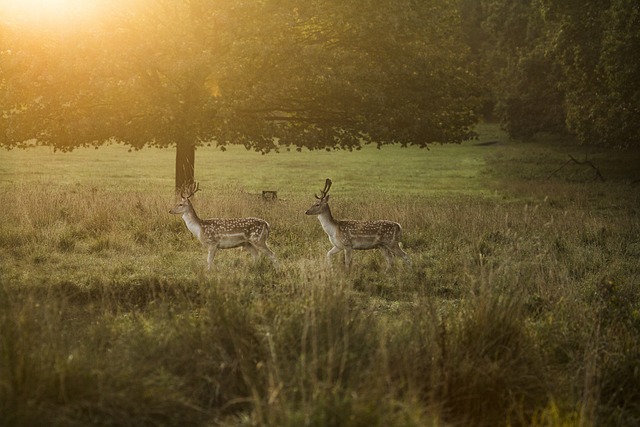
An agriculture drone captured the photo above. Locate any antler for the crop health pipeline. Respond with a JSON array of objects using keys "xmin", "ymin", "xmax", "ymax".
[
  {"xmin": 315, "ymin": 178, "xmax": 332, "ymax": 200},
  {"xmin": 181, "ymin": 181, "xmax": 200, "ymax": 199}
]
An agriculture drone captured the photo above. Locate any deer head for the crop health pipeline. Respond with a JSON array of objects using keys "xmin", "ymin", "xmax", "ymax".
[
  {"xmin": 170, "ymin": 182, "xmax": 200, "ymax": 215},
  {"xmin": 305, "ymin": 178, "xmax": 332, "ymax": 215}
]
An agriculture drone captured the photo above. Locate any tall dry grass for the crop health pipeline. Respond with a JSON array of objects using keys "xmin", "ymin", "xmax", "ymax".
[{"xmin": 1, "ymin": 174, "xmax": 639, "ymax": 426}]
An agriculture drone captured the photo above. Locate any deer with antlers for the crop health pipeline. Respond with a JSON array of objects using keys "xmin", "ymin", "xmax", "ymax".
[
  {"xmin": 169, "ymin": 183, "xmax": 277, "ymax": 270},
  {"xmin": 305, "ymin": 178, "xmax": 411, "ymax": 270}
]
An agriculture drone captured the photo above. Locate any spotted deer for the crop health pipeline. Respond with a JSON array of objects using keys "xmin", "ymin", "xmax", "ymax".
[
  {"xmin": 305, "ymin": 178, "xmax": 411, "ymax": 270},
  {"xmin": 169, "ymin": 183, "xmax": 277, "ymax": 270}
]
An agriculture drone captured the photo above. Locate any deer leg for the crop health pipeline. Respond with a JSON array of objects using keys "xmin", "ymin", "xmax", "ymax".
[
  {"xmin": 380, "ymin": 247, "xmax": 394, "ymax": 270},
  {"xmin": 390, "ymin": 243, "xmax": 412, "ymax": 268},
  {"xmin": 252, "ymin": 242, "xmax": 279, "ymax": 268},
  {"xmin": 343, "ymin": 247, "xmax": 353, "ymax": 270},
  {"xmin": 264, "ymin": 246, "xmax": 279, "ymax": 268},
  {"xmin": 327, "ymin": 246, "xmax": 341, "ymax": 266},
  {"xmin": 207, "ymin": 246, "xmax": 218, "ymax": 270},
  {"xmin": 244, "ymin": 243, "xmax": 259, "ymax": 261}
]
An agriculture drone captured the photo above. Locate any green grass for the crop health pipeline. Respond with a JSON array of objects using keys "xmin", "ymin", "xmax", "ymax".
[
  {"xmin": 1, "ymin": 125, "xmax": 640, "ymax": 426},
  {"xmin": 0, "ymin": 130, "xmax": 494, "ymax": 197}
]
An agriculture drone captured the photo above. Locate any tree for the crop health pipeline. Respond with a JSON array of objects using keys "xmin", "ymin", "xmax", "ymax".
[
  {"xmin": 1, "ymin": 0, "xmax": 479, "ymax": 190},
  {"xmin": 464, "ymin": 0, "xmax": 566, "ymax": 138},
  {"xmin": 465, "ymin": 0, "xmax": 640, "ymax": 147},
  {"xmin": 541, "ymin": 0, "xmax": 640, "ymax": 148}
]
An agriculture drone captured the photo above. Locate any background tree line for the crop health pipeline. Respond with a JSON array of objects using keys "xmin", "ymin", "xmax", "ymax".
[
  {"xmin": 1, "ymin": 0, "xmax": 638, "ymax": 189},
  {"xmin": 461, "ymin": 0, "xmax": 640, "ymax": 148}
]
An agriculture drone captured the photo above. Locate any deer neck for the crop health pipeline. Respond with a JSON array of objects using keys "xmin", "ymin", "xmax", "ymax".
[
  {"xmin": 317, "ymin": 205, "xmax": 339, "ymax": 235},
  {"xmin": 181, "ymin": 207, "xmax": 203, "ymax": 240}
]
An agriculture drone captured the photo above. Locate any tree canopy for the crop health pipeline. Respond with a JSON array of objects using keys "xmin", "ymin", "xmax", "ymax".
[
  {"xmin": 542, "ymin": 0, "xmax": 640, "ymax": 148},
  {"xmin": 3, "ymin": 0, "xmax": 638, "ymax": 188},
  {"xmin": 462, "ymin": 0, "xmax": 640, "ymax": 148},
  {"xmin": 1, "ymin": 0, "xmax": 478, "ymax": 189}
]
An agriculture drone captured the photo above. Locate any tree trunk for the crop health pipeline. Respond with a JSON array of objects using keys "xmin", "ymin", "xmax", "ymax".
[{"xmin": 175, "ymin": 140, "xmax": 196, "ymax": 193}]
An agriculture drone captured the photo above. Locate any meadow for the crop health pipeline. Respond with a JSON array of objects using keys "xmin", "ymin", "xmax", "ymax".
[{"xmin": 1, "ymin": 125, "xmax": 639, "ymax": 426}]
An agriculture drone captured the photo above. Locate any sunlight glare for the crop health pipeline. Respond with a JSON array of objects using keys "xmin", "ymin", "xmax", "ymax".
[{"xmin": 0, "ymin": 0, "xmax": 105, "ymax": 28}]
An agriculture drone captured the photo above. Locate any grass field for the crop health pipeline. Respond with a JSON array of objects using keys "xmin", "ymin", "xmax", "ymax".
[{"xmin": 1, "ymin": 125, "xmax": 640, "ymax": 426}]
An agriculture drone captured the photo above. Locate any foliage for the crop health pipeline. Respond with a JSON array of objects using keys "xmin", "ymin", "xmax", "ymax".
[
  {"xmin": 541, "ymin": 0, "xmax": 640, "ymax": 148},
  {"xmin": 488, "ymin": 0, "xmax": 566, "ymax": 139},
  {"xmin": 460, "ymin": 0, "xmax": 566, "ymax": 138},
  {"xmin": 461, "ymin": 0, "xmax": 640, "ymax": 148},
  {"xmin": 0, "ymin": 0, "xmax": 478, "ymax": 188}
]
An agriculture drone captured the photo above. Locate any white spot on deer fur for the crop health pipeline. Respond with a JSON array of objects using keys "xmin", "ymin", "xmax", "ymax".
[
  {"xmin": 169, "ymin": 187, "xmax": 277, "ymax": 269},
  {"xmin": 305, "ymin": 179, "xmax": 410, "ymax": 269}
]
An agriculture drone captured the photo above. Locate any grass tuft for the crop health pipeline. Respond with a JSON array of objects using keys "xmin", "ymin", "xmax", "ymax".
[{"xmin": 1, "ymin": 127, "xmax": 639, "ymax": 425}]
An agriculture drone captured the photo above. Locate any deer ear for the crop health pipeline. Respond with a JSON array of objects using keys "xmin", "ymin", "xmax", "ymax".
[{"xmin": 324, "ymin": 195, "xmax": 330, "ymax": 201}]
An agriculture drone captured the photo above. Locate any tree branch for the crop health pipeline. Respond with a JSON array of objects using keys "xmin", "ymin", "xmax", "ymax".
[{"xmin": 547, "ymin": 154, "xmax": 605, "ymax": 181}]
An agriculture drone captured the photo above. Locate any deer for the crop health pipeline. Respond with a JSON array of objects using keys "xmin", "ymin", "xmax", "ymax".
[
  {"xmin": 169, "ymin": 182, "xmax": 278, "ymax": 270},
  {"xmin": 305, "ymin": 178, "xmax": 411, "ymax": 270}
]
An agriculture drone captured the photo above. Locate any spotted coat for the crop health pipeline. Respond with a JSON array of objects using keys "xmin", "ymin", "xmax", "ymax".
[
  {"xmin": 305, "ymin": 194, "xmax": 411, "ymax": 269},
  {"xmin": 170, "ymin": 196, "xmax": 277, "ymax": 269}
]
